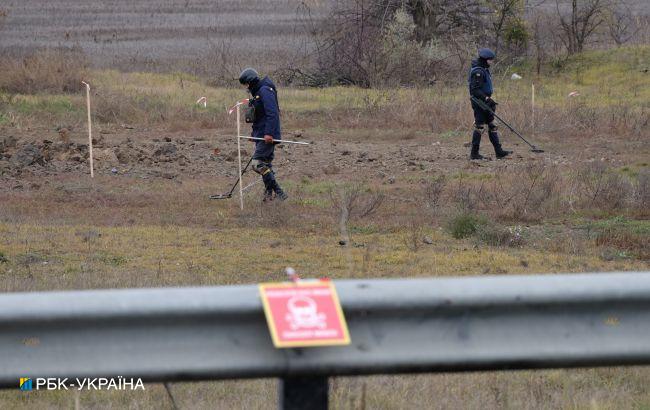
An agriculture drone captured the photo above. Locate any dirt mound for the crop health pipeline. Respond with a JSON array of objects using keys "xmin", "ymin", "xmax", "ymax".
[{"xmin": 0, "ymin": 135, "xmax": 228, "ymax": 179}]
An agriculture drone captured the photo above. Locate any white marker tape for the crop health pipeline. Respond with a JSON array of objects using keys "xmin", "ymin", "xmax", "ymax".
[
  {"xmin": 196, "ymin": 96, "xmax": 207, "ymax": 107},
  {"xmin": 228, "ymin": 99, "xmax": 249, "ymax": 115}
]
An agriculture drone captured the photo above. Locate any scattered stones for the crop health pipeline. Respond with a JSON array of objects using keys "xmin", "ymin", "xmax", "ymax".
[
  {"xmin": 92, "ymin": 134, "xmax": 105, "ymax": 147},
  {"xmin": 0, "ymin": 135, "xmax": 18, "ymax": 151},
  {"xmin": 93, "ymin": 148, "xmax": 119, "ymax": 165},
  {"xmin": 154, "ymin": 143, "xmax": 177, "ymax": 156},
  {"xmin": 11, "ymin": 144, "xmax": 44, "ymax": 167}
]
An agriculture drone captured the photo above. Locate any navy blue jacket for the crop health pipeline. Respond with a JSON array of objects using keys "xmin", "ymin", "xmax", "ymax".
[
  {"xmin": 249, "ymin": 77, "xmax": 281, "ymax": 161},
  {"xmin": 468, "ymin": 58, "xmax": 493, "ymax": 101}
]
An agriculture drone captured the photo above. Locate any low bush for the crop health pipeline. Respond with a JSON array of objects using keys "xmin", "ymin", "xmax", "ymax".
[
  {"xmin": 446, "ymin": 212, "xmax": 486, "ymax": 239},
  {"xmin": 0, "ymin": 48, "xmax": 88, "ymax": 94},
  {"xmin": 474, "ymin": 223, "xmax": 525, "ymax": 247},
  {"xmin": 592, "ymin": 218, "xmax": 650, "ymax": 261}
]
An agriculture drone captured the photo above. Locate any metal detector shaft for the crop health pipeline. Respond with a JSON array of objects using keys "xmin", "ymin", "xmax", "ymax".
[
  {"xmin": 226, "ymin": 156, "xmax": 253, "ymax": 197},
  {"xmin": 239, "ymin": 136, "xmax": 311, "ymax": 145},
  {"xmin": 471, "ymin": 96, "xmax": 542, "ymax": 151},
  {"xmin": 209, "ymin": 157, "xmax": 253, "ymax": 200}
]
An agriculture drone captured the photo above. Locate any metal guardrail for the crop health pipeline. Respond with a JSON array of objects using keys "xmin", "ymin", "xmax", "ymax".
[{"xmin": 2, "ymin": 272, "xmax": 650, "ymax": 408}]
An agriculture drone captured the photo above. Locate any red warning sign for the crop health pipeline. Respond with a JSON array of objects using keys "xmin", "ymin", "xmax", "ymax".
[{"xmin": 259, "ymin": 281, "xmax": 351, "ymax": 348}]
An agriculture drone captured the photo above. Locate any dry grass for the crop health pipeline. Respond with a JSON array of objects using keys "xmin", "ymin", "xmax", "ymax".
[
  {"xmin": 2, "ymin": 366, "xmax": 650, "ymax": 409},
  {"xmin": 0, "ymin": 45, "xmax": 649, "ymax": 408},
  {"xmin": 0, "ymin": 49, "xmax": 88, "ymax": 95}
]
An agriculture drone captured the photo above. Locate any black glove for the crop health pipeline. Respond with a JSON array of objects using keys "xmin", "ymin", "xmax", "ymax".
[{"xmin": 485, "ymin": 97, "xmax": 497, "ymax": 110}]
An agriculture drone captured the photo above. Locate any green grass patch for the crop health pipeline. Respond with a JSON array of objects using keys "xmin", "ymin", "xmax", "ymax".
[
  {"xmin": 438, "ymin": 130, "xmax": 464, "ymax": 139},
  {"xmin": 446, "ymin": 212, "xmax": 488, "ymax": 239}
]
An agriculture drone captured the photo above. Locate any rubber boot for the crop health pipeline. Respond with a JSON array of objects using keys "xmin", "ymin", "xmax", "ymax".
[
  {"xmin": 470, "ymin": 130, "xmax": 485, "ymax": 160},
  {"xmin": 270, "ymin": 172, "xmax": 288, "ymax": 201},
  {"xmin": 274, "ymin": 185, "xmax": 288, "ymax": 201},
  {"xmin": 488, "ymin": 131, "xmax": 512, "ymax": 158},
  {"xmin": 262, "ymin": 173, "xmax": 274, "ymax": 202}
]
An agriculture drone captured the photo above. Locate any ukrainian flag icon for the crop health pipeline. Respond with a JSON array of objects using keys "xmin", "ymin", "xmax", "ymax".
[{"xmin": 20, "ymin": 378, "xmax": 32, "ymax": 391}]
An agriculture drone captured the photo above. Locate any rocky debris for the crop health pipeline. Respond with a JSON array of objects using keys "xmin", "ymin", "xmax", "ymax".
[
  {"xmin": 55, "ymin": 127, "xmax": 71, "ymax": 143},
  {"xmin": 0, "ymin": 135, "xmax": 17, "ymax": 152},
  {"xmin": 224, "ymin": 149, "xmax": 249, "ymax": 162},
  {"xmin": 93, "ymin": 148, "xmax": 119, "ymax": 165},
  {"xmin": 92, "ymin": 134, "xmax": 105, "ymax": 147},
  {"xmin": 154, "ymin": 143, "xmax": 177, "ymax": 157},
  {"xmin": 11, "ymin": 144, "xmax": 44, "ymax": 167},
  {"xmin": 115, "ymin": 147, "xmax": 135, "ymax": 164},
  {"xmin": 0, "ymin": 160, "xmax": 11, "ymax": 173}
]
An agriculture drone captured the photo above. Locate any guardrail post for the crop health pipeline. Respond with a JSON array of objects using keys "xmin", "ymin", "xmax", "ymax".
[{"xmin": 279, "ymin": 376, "xmax": 328, "ymax": 410}]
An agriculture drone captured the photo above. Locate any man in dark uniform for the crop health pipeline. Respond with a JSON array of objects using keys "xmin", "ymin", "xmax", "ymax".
[
  {"xmin": 468, "ymin": 48, "xmax": 512, "ymax": 160},
  {"xmin": 238, "ymin": 68, "xmax": 288, "ymax": 201}
]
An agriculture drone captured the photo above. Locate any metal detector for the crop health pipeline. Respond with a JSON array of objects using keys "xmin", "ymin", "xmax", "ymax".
[
  {"xmin": 471, "ymin": 96, "xmax": 545, "ymax": 153},
  {"xmin": 209, "ymin": 157, "xmax": 253, "ymax": 200}
]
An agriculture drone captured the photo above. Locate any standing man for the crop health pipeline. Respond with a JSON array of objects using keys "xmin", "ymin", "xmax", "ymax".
[
  {"xmin": 238, "ymin": 68, "xmax": 288, "ymax": 201},
  {"xmin": 468, "ymin": 48, "xmax": 512, "ymax": 160}
]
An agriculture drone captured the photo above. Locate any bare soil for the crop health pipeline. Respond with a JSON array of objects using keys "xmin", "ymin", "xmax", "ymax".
[{"xmin": 1, "ymin": 123, "xmax": 647, "ymax": 192}]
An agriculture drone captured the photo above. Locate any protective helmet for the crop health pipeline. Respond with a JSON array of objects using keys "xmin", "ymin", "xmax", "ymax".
[
  {"xmin": 478, "ymin": 48, "xmax": 496, "ymax": 60},
  {"xmin": 238, "ymin": 68, "xmax": 259, "ymax": 85}
]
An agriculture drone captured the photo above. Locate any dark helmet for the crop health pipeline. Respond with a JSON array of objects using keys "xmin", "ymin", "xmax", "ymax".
[
  {"xmin": 478, "ymin": 48, "xmax": 496, "ymax": 60},
  {"xmin": 238, "ymin": 68, "xmax": 259, "ymax": 85}
]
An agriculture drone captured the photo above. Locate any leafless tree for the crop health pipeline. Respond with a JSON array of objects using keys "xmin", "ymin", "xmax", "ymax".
[
  {"xmin": 486, "ymin": 0, "xmax": 524, "ymax": 56},
  {"xmin": 400, "ymin": 0, "xmax": 485, "ymax": 43},
  {"xmin": 555, "ymin": 0, "xmax": 608, "ymax": 54},
  {"xmin": 605, "ymin": 0, "xmax": 636, "ymax": 46}
]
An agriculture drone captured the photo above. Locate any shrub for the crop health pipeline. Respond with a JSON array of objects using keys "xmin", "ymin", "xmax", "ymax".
[
  {"xmin": 474, "ymin": 223, "xmax": 525, "ymax": 247},
  {"xmin": 423, "ymin": 175, "xmax": 447, "ymax": 213},
  {"xmin": 0, "ymin": 48, "xmax": 89, "ymax": 94},
  {"xmin": 592, "ymin": 218, "xmax": 650, "ymax": 261},
  {"xmin": 632, "ymin": 171, "xmax": 649, "ymax": 216},
  {"xmin": 574, "ymin": 162, "xmax": 633, "ymax": 212},
  {"xmin": 446, "ymin": 212, "xmax": 486, "ymax": 239}
]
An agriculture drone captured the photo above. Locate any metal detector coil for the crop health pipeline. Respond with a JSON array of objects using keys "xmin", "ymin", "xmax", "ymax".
[{"xmin": 471, "ymin": 96, "xmax": 545, "ymax": 153}]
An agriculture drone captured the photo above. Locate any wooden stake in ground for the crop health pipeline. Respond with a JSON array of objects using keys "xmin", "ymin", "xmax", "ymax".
[
  {"xmin": 236, "ymin": 104, "xmax": 244, "ymax": 211},
  {"xmin": 531, "ymin": 83, "xmax": 535, "ymax": 140},
  {"xmin": 82, "ymin": 81, "xmax": 94, "ymax": 178}
]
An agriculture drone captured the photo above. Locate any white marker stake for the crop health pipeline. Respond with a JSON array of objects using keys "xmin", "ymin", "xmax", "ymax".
[
  {"xmin": 531, "ymin": 83, "xmax": 535, "ymax": 139},
  {"xmin": 82, "ymin": 81, "xmax": 94, "ymax": 178},
  {"xmin": 236, "ymin": 105, "xmax": 244, "ymax": 211}
]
